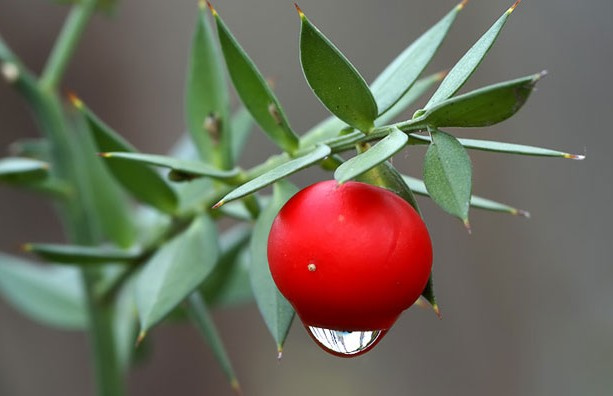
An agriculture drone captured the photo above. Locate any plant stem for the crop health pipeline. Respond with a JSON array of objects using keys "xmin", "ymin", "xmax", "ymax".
[{"xmin": 40, "ymin": 0, "xmax": 98, "ymax": 91}]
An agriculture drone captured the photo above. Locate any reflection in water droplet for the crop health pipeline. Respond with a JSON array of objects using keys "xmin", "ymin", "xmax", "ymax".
[{"xmin": 307, "ymin": 326, "xmax": 386, "ymax": 357}]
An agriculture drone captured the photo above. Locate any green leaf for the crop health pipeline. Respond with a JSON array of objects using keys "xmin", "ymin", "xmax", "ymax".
[
  {"xmin": 424, "ymin": 1, "xmax": 521, "ymax": 109},
  {"xmin": 230, "ymin": 106, "xmax": 254, "ymax": 163},
  {"xmin": 74, "ymin": 98, "xmax": 179, "ymax": 214},
  {"xmin": 8, "ymin": 138, "xmax": 51, "ymax": 162},
  {"xmin": 335, "ymin": 127, "xmax": 408, "ymax": 183},
  {"xmin": 418, "ymin": 73, "xmax": 543, "ymax": 128},
  {"xmin": 250, "ymin": 180, "xmax": 297, "ymax": 353},
  {"xmin": 297, "ymin": 5, "xmax": 377, "ymax": 132},
  {"xmin": 420, "ymin": 276, "xmax": 441, "ymax": 317},
  {"xmin": 371, "ymin": 2, "xmax": 465, "ymax": 115},
  {"xmin": 186, "ymin": 3, "xmax": 231, "ymax": 167},
  {"xmin": 211, "ymin": 6, "xmax": 299, "ymax": 153},
  {"xmin": 0, "ymin": 253, "xmax": 87, "ymax": 329},
  {"xmin": 423, "ymin": 130, "xmax": 472, "ymax": 226},
  {"xmin": 23, "ymin": 243, "xmax": 141, "ymax": 265},
  {"xmin": 186, "ymin": 293, "xmax": 240, "ymax": 392},
  {"xmin": 402, "ymin": 174, "xmax": 529, "ymax": 216},
  {"xmin": 410, "ymin": 132, "xmax": 584, "ymax": 159},
  {"xmin": 299, "ymin": 116, "xmax": 348, "ymax": 150},
  {"xmin": 112, "ymin": 280, "xmax": 138, "ymax": 372},
  {"xmin": 356, "ymin": 160, "xmax": 420, "ymax": 214},
  {"xmin": 101, "ymin": 152, "xmax": 239, "ymax": 181},
  {"xmin": 135, "ymin": 214, "xmax": 219, "ymax": 337},
  {"xmin": 52, "ymin": 0, "xmax": 118, "ymax": 13},
  {"xmin": 0, "ymin": 157, "xmax": 49, "ymax": 184},
  {"xmin": 214, "ymin": 144, "xmax": 331, "ymax": 207}
]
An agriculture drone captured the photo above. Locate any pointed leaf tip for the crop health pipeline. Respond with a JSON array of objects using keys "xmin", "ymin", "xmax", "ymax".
[
  {"xmin": 464, "ymin": 219, "xmax": 472, "ymax": 234},
  {"xmin": 515, "ymin": 209, "xmax": 531, "ymax": 218},
  {"xmin": 433, "ymin": 304, "xmax": 442, "ymax": 319},
  {"xmin": 67, "ymin": 92, "xmax": 83, "ymax": 109},
  {"xmin": 97, "ymin": 152, "xmax": 111, "ymax": 158},
  {"xmin": 457, "ymin": 0, "xmax": 469, "ymax": 10},
  {"xmin": 230, "ymin": 379, "xmax": 242, "ymax": 395},
  {"xmin": 136, "ymin": 330, "xmax": 146, "ymax": 346},
  {"xmin": 564, "ymin": 153, "xmax": 585, "ymax": 160},
  {"xmin": 294, "ymin": 3, "xmax": 305, "ymax": 18},
  {"xmin": 212, "ymin": 200, "xmax": 224, "ymax": 209},
  {"xmin": 21, "ymin": 243, "xmax": 33, "ymax": 252},
  {"xmin": 508, "ymin": 0, "xmax": 522, "ymax": 13},
  {"xmin": 206, "ymin": 1, "xmax": 217, "ymax": 16},
  {"xmin": 198, "ymin": 0, "xmax": 206, "ymax": 10}
]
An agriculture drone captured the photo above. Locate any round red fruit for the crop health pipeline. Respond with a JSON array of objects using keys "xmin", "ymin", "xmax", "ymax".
[{"xmin": 267, "ymin": 180, "xmax": 433, "ymax": 332}]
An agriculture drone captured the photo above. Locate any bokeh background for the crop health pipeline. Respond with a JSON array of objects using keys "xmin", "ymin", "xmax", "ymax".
[{"xmin": 1, "ymin": 0, "xmax": 611, "ymax": 395}]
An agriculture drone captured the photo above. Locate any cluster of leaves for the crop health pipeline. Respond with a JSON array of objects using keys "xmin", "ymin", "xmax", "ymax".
[{"xmin": 0, "ymin": 0, "xmax": 582, "ymax": 393}]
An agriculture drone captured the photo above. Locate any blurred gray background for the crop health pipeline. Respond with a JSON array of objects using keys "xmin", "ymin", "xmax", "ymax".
[{"xmin": 0, "ymin": 0, "xmax": 611, "ymax": 395}]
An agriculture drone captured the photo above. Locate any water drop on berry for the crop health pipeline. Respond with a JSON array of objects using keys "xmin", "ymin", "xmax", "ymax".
[{"xmin": 306, "ymin": 326, "xmax": 387, "ymax": 357}]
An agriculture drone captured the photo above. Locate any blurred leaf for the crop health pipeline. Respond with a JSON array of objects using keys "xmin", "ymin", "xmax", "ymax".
[
  {"xmin": 75, "ymin": 99, "xmax": 179, "ymax": 214},
  {"xmin": 424, "ymin": 1, "xmax": 521, "ymax": 108},
  {"xmin": 335, "ymin": 127, "xmax": 407, "ymax": 183},
  {"xmin": 212, "ymin": 6, "xmax": 299, "ymax": 153},
  {"xmin": 250, "ymin": 180, "xmax": 297, "ymax": 353},
  {"xmin": 418, "ymin": 73, "xmax": 543, "ymax": 128},
  {"xmin": 135, "ymin": 214, "xmax": 219, "ymax": 337},
  {"xmin": 356, "ymin": 160, "xmax": 420, "ymax": 213},
  {"xmin": 230, "ymin": 106, "xmax": 254, "ymax": 163},
  {"xmin": 8, "ymin": 138, "xmax": 51, "ymax": 161},
  {"xmin": 423, "ymin": 130, "xmax": 472, "ymax": 225},
  {"xmin": 297, "ymin": 5, "xmax": 377, "ymax": 131},
  {"xmin": 410, "ymin": 132, "xmax": 583, "ymax": 159},
  {"xmin": 214, "ymin": 144, "xmax": 331, "ymax": 207},
  {"xmin": 102, "ymin": 152, "xmax": 238, "ymax": 181},
  {"xmin": 371, "ymin": 2, "xmax": 464, "ymax": 115},
  {"xmin": 186, "ymin": 4, "xmax": 231, "ymax": 167},
  {"xmin": 186, "ymin": 293, "xmax": 240, "ymax": 392},
  {"xmin": 23, "ymin": 243, "xmax": 140, "ymax": 265},
  {"xmin": 402, "ymin": 174, "xmax": 529, "ymax": 216},
  {"xmin": 112, "ymin": 280, "xmax": 138, "ymax": 372},
  {"xmin": 0, "ymin": 253, "xmax": 87, "ymax": 329},
  {"xmin": 168, "ymin": 133, "xmax": 199, "ymax": 161},
  {"xmin": 52, "ymin": 0, "xmax": 118, "ymax": 13},
  {"xmin": 0, "ymin": 157, "xmax": 49, "ymax": 184}
]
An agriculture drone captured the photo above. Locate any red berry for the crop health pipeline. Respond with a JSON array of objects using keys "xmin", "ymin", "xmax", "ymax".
[{"xmin": 267, "ymin": 180, "xmax": 432, "ymax": 356}]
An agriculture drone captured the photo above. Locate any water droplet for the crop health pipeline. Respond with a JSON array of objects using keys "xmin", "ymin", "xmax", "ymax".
[{"xmin": 306, "ymin": 326, "xmax": 386, "ymax": 357}]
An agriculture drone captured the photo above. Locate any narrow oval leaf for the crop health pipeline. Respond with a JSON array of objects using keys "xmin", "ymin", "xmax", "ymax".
[
  {"xmin": 0, "ymin": 253, "xmax": 87, "ymax": 329},
  {"xmin": 0, "ymin": 157, "xmax": 49, "ymax": 184},
  {"xmin": 402, "ymin": 174, "xmax": 529, "ymax": 216},
  {"xmin": 135, "ymin": 214, "xmax": 219, "ymax": 336},
  {"xmin": 410, "ymin": 131, "xmax": 584, "ymax": 159},
  {"xmin": 211, "ymin": 5, "xmax": 299, "ymax": 153},
  {"xmin": 102, "ymin": 152, "xmax": 239, "ymax": 181},
  {"xmin": 424, "ymin": 0, "xmax": 522, "ymax": 109},
  {"xmin": 72, "ymin": 97, "xmax": 179, "ymax": 214},
  {"xmin": 419, "ymin": 73, "xmax": 543, "ymax": 128},
  {"xmin": 186, "ymin": 293, "xmax": 241, "ymax": 392},
  {"xmin": 335, "ymin": 127, "xmax": 408, "ymax": 183},
  {"xmin": 214, "ymin": 144, "xmax": 331, "ymax": 207},
  {"xmin": 423, "ymin": 130, "xmax": 472, "ymax": 226},
  {"xmin": 112, "ymin": 281, "xmax": 139, "ymax": 372},
  {"xmin": 297, "ymin": 5, "xmax": 377, "ymax": 132},
  {"xmin": 23, "ymin": 243, "xmax": 141, "ymax": 265},
  {"xmin": 186, "ymin": 4, "xmax": 231, "ymax": 167},
  {"xmin": 371, "ymin": 1, "xmax": 465, "ymax": 115},
  {"xmin": 250, "ymin": 180, "xmax": 297, "ymax": 353}
]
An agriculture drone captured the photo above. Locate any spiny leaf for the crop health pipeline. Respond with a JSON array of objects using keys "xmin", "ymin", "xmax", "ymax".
[
  {"xmin": 214, "ymin": 144, "xmax": 331, "ymax": 207},
  {"xmin": 335, "ymin": 127, "xmax": 408, "ymax": 183},
  {"xmin": 418, "ymin": 73, "xmax": 543, "ymax": 128},
  {"xmin": 420, "ymin": 276, "xmax": 441, "ymax": 318},
  {"xmin": 250, "ymin": 180, "xmax": 297, "ymax": 354},
  {"xmin": 297, "ymin": 4, "xmax": 377, "ymax": 132},
  {"xmin": 23, "ymin": 243, "xmax": 141, "ymax": 265},
  {"xmin": 186, "ymin": 2, "xmax": 231, "ymax": 167},
  {"xmin": 210, "ymin": 3, "xmax": 299, "ymax": 153},
  {"xmin": 186, "ymin": 293, "xmax": 241, "ymax": 393},
  {"xmin": 135, "ymin": 214, "xmax": 219, "ymax": 337},
  {"xmin": 0, "ymin": 253, "xmax": 87, "ymax": 329},
  {"xmin": 371, "ymin": 1, "xmax": 465, "ymax": 115},
  {"xmin": 423, "ymin": 129, "xmax": 472, "ymax": 227},
  {"xmin": 72, "ymin": 95, "xmax": 179, "ymax": 214},
  {"xmin": 0, "ymin": 157, "xmax": 49, "ymax": 184},
  {"xmin": 424, "ymin": 0, "xmax": 522, "ymax": 109}
]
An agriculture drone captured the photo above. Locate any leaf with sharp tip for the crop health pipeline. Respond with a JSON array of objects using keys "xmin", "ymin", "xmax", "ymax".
[
  {"xmin": 250, "ymin": 180, "xmax": 297, "ymax": 353},
  {"xmin": 211, "ymin": 5, "xmax": 299, "ymax": 153},
  {"xmin": 23, "ymin": 243, "xmax": 141, "ymax": 265},
  {"xmin": 75, "ymin": 99, "xmax": 179, "ymax": 214},
  {"xmin": 214, "ymin": 144, "xmax": 331, "ymax": 207},
  {"xmin": 297, "ymin": 5, "xmax": 377, "ymax": 132},
  {"xmin": 335, "ymin": 127, "xmax": 408, "ymax": 183},
  {"xmin": 423, "ymin": 130, "xmax": 472, "ymax": 225},
  {"xmin": 424, "ymin": 1, "xmax": 522, "ymax": 109},
  {"xmin": 186, "ymin": 3, "xmax": 231, "ymax": 167},
  {"xmin": 403, "ymin": 174, "xmax": 528, "ymax": 216},
  {"xmin": 0, "ymin": 157, "xmax": 49, "ymax": 184},
  {"xmin": 135, "ymin": 214, "xmax": 219, "ymax": 335},
  {"xmin": 102, "ymin": 152, "xmax": 239, "ymax": 181},
  {"xmin": 371, "ymin": 2, "xmax": 465, "ymax": 115},
  {"xmin": 186, "ymin": 292, "xmax": 241, "ymax": 392},
  {"xmin": 0, "ymin": 253, "xmax": 87, "ymax": 329}
]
